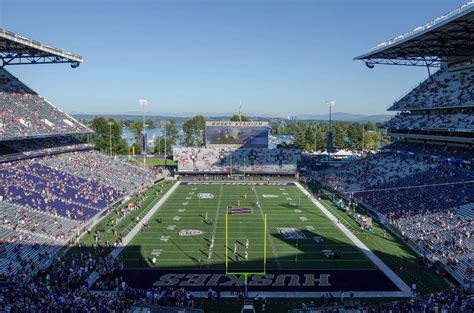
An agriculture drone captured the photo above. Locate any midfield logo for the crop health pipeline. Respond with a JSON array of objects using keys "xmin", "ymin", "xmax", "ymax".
[{"xmin": 179, "ymin": 229, "xmax": 205, "ymax": 237}]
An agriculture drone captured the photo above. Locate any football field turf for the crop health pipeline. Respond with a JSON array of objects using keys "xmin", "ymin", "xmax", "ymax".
[{"xmin": 118, "ymin": 182, "xmax": 376, "ymax": 272}]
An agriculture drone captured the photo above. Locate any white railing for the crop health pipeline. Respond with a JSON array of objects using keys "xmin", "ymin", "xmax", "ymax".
[
  {"xmin": 370, "ymin": 1, "xmax": 474, "ymax": 52},
  {"xmin": 0, "ymin": 29, "xmax": 83, "ymax": 62}
]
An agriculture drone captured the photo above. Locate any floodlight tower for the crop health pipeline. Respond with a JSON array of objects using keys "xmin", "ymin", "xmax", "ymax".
[
  {"xmin": 163, "ymin": 120, "xmax": 168, "ymax": 158},
  {"xmin": 139, "ymin": 99, "xmax": 149, "ymax": 167},
  {"xmin": 326, "ymin": 100, "xmax": 335, "ymax": 159},
  {"xmin": 239, "ymin": 100, "xmax": 243, "ymax": 122}
]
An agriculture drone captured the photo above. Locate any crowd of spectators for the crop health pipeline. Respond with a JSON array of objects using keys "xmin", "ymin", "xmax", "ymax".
[
  {"xmin": 365, "ymin": 287, "xmax": 473, "ymax": 312},
  {"xmin": 383, "ymin": 110, "xmax": 474, "ymax": 131},
  {"xmin": 319, "ymin": 152, "xmax": 437, "ymax": 192},
  {"xmin": 0, "ymin": 136, "xmax": 93, "ymax": 162},
  {"xmin": 318, "ymin": 151, "xmax": 474, "ymax": 283},
  {"xmin": 0, "ymin": 247, "xmax": 131, "ymax": 311},
  {"xmin": 390, "ymin": 67, "xmax": 474, "ymax": 110},
  {"xmin": 0, "ymin": 69, "xmax": 91, "ymax": 140},
  {"xmin": 0, "ymin": 243, "xmax": 198, "ymax": 312},
  {"xmin": 394, "ymin": 208, "xmax": 473, "ymax": 279},
  {"xmin": 385, "ymin": 141, "xmax": 474, "ymax": 162},
  {"xmin": 173, "ymin": 147, "xmax": 301, "ymax": 174},
  {"xmin": 0, "ymin": 150, "xmax": 157, "ymax": 279},
  {"xmin": 178, "ymin": 173, "xmax": 294, "ymax": 181},
  {"xmin": 40, "ymin": 151, "xmax": 155, "ymax": 193},
  {"xmin": 0, "ymin": 161, "xmax": 122, "ymax": 220}
]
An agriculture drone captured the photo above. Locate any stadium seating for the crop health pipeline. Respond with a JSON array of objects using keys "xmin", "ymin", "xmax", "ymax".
[
  {"xmin": 0, "ymin": 201, "xmax": 81, "ymax": 276},
  {"xmin": 0, "ymin": 69, "xmax": 91, "ymax": 140},
  {"xmin": 390, "ymin": 67, "xmax": 474, "ymax": 110},
  {"xmin": 394, "ymin": 209, "xmax": 473, "ymax": 280},
  {"xmin": 320, "ymin": 152, "xmax": 437, "ymax": 192},
  {"xmin": 0, "ymin": 162, "xmax": 122, "ymax": 220},
  {"xmin": 0, "ymin": 225, "xmax": 63, "ymax": 275},
  {"xmin": 0, "ymin": 136, "xmax": 94, "ymax": 164},
  {"xmin": 0, "ymin": 149, "xmax": 158, "ymax": 278},
  {"xmin": 39, "ymin": 150, "xmax": 155, "ymax": 193},
  {"xmin": 0, "ymin": 202, "xmax": 81, "ymax": 240},
  {"xmin": 319, "ymin": 151, "xmax": 474, "ymax": 283},
  {"xmin": 383, "ymin": 111, "xmax": 474, "ymax": 131},
  {"xmin": 173, "ymin": 147, "xmax": 301, "ymax": 174},
  {"xmin": 384, "ymin": 141, "xmax": 474, "ymax": 162}
]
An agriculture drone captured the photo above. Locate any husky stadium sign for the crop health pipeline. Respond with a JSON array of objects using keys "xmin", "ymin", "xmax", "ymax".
[
  {"xmin": 205, "ymin": 121, "xmax": 269, "ymax": 148},
  {"xmin": 102, "ymin": 269, "xmax": 400, "ymax": 292},
  {"xmin": 205, "ymin": 121, "xmax": 269, "ymax": 127}
]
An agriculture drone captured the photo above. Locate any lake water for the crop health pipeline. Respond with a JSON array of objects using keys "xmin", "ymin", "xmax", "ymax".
[{"xmin": 122, "ymin": 128, "xmax": 163, "ymax": 146}]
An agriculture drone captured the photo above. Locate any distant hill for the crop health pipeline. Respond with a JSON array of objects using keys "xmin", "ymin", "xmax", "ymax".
[
  {"xmin": 72, "ymin": 112, "xmax": 393, "ymax": 123},
  {"xmin": 294, "ymin": 112, "xmax": 393, "ymax": 123}
]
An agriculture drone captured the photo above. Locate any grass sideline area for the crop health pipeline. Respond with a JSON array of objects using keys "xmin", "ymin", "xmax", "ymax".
[
  {"xmin": 304, "ymin": 183, "xmax": 448, "ymax": 295},
  {"xmin": 65, "ymin": 179, "xmax": 176, "ymax": 260},
  {"xmin": 131, "ymin": 157, "xmax": 177, "ymax": 166}
]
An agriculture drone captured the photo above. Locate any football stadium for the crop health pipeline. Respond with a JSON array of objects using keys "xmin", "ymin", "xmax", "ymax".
[{"xmin": 0, "ymin": 1, "xmax": 473, "ymax": 312}]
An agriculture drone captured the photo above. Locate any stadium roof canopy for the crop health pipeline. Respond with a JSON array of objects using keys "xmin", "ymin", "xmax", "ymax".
[
  {"xmin": 0, "ymin": 29, "xmax": 83, "ymax": 68},
  {"xmin": 354, "ymin": 1, "xmax": 474, "ymax": 67}
]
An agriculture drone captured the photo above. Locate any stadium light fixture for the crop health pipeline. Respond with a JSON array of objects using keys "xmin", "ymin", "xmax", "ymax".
[
  {"xmin": 326, "ymin": 100, "xmax": 335, "ymax": 158},
  {"xmin": 365, "ymin": 61, "xmax": 375, "ymax": 69},
  {"xmin": 139, "ymin": 100, "xmax": 149, "ymax": 167}
]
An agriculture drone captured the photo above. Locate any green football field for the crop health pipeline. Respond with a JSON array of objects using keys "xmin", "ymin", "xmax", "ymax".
[{"xmin": 117, "ymin": 183, "xmax": 376, "ymax": 272}]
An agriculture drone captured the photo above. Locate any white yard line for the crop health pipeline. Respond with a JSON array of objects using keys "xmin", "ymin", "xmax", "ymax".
[
  {"xmin": 206, "ymin": 185, "xmax": 223, "ymax": 267},
  {"xmin": 87, "ymin": 181, "xmax": 180, "ymax": 287},
  {"xmin": 294, "ymin": 182, "xmax": 411, "ymax": 295}
]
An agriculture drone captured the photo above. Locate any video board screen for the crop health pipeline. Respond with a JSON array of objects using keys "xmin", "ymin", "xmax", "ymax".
[{"xmin": 206, "ymin": 121, "xmax": 269, "ymax": 148}]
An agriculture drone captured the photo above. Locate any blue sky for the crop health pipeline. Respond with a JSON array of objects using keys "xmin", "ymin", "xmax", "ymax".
[{"xmin": 0, "ymin": 0, "xmax": 468, "ymax": 116}]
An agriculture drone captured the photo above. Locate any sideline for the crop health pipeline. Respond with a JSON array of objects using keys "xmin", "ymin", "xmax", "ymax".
[
  {"xmin": 87, "ymin": 180, "xmax": 180, "ymax": 287},
  {"xmin": 295, "ymin": 182, "xmax": 411, "ymax": 297}
]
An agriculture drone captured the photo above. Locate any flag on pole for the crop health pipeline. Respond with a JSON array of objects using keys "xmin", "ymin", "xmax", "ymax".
[{"xmin": 141, "ymin": 131, "xmax": 148, "ymax": 155}]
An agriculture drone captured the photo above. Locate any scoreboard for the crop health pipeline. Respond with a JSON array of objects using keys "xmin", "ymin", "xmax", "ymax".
[{"xmin": 205, "ymin": 121, "xmax": 269, "ymax": 148}]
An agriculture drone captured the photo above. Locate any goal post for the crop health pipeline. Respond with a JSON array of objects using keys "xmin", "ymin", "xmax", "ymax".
[{"xmin": 225, "ymin": 212, "xmax": 267, "ymax": 297}]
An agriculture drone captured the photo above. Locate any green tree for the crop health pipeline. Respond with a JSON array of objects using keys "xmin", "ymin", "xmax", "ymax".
[
  {"xmin": 146, "ymin": 119, "xmax": 156, "ymax": 129},
  {"xmin": 182, "ymin": 115, "xmax": 206, "ymax": 147},
  {"xmin": 364, "ymin": 130, "xmax": 381, "ymax": 150},
  {"xmin": 90, "ymin": 117, "xmax": 128, "ymax": 155},
  {"xmin": 332, "ymin": 123, "xmax": 345, "ymax": 149},
  {"xmin": 293, "ymin": 125, "xmax": 307, "ymax": 150},
  {"xmin": 128, "ymin": 120, "xmax": 144, "ymax": 145},
  {"xmin": 230, "ymin": 115, "xmax": 249, "ymax": 122},
  {"xmin": 162, "ymin": 119, "xmax": 180, "ymax": 154},
  {"xmin": 304, "ymin": 127, "xmax": 315, "ymax": 152}
]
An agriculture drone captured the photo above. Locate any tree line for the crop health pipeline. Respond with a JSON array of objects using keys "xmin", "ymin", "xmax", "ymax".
[
  {"xmin": 271, "ymin": 120, "xmax": 389, "ymax": 151},
  {"xmin": 80, "ymin": 115, "xmax": 387, "ymax": 155}
]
